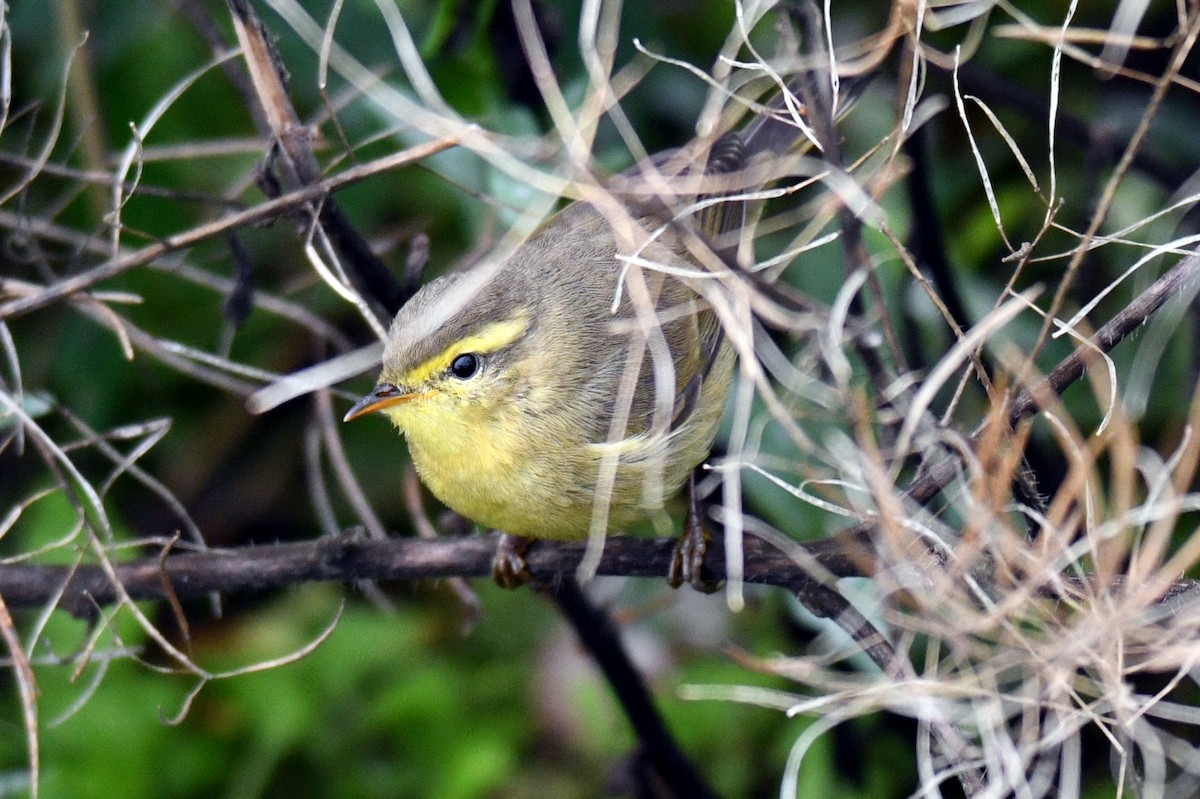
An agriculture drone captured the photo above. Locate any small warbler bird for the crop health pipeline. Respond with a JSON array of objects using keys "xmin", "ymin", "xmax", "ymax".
[{"xmin": 344, "ymin": 89, "xmax": 808, "ymax": 587}]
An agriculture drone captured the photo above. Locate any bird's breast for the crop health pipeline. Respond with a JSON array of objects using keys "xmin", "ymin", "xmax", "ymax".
[{"xmin": 396, "ymin": 397, "xmax": 595, "ymax": 538}]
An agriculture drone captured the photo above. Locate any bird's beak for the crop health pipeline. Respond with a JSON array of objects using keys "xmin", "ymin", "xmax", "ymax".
[{"xmin": 343, "ymin": 383, "xmax": 417, "ymax": 422}]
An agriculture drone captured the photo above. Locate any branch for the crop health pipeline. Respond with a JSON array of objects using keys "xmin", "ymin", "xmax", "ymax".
[
  {"xmin": 2, "ymin": 533, "xmax": 863, "ymax": 617},
  {"xmin": 8, "ymin": 531, "xmax": 1195, "ymax": 618},
  {"xmin": 546, "ymin": 578, "xmax": 719, "ymax": 799},
  {"xmin": 1008, "ymin": 250, "xmax": 1200, "ymax": 424},
  {"xmin": 0, "ymin": 137, "xmax": 456, "ymax": 321},
  {"xmin": 226, "ymin": 0, "xmax": 410, "ymax": 319},
  {"xmin": 855, "ymin": 248, "xmax": 1200, "ymax": 519}
]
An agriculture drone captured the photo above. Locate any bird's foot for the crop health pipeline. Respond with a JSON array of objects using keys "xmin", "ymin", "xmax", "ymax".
[
  {"xmin": 491, "ymin": 533, "xmax": 535, "ymax": 589},
  {"xmin": 668, "ymin": 525, "xmax": 723, "ymax": 593},
  {"xmin": 667, "ymin": 475, "xmax": 724, "ymax": 593}
]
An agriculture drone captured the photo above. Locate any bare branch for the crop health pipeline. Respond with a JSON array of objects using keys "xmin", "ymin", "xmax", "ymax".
[
  {"xmin": 0, "ymin": 533, "xmax": 861, "ymax": 615},
  {"xmin": 0, "ymin": 136, "xmax": 457, "ymax": 321}
]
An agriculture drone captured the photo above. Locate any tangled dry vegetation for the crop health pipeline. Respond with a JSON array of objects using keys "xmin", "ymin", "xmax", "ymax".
[{"xmin": 2, "ymin": 1, "xmax": 1200, "ymax": 797}]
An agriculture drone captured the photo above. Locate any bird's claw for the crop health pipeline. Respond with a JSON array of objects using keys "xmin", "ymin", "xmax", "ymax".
[
  {"xmin": 491, "ymin": 533, "xmax": 534, "ymax": 589},
  {"xmin": 668, "ymin": 498, "xmax": 723, "ymax": 594}
]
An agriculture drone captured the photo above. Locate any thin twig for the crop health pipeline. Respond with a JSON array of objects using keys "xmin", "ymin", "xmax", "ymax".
[
  {"xmin": 1008, "ymin": 250, "xmax": 1200, "ymax": 424},
  {"xmin": 0, "ymin": 136, "xmax": 457, "ymax": 321}
]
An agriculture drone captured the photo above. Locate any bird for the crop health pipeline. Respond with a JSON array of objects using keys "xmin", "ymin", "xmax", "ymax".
[{"xmin": 343, "ymin": 82, "xmax": 813, "ymax": 589}]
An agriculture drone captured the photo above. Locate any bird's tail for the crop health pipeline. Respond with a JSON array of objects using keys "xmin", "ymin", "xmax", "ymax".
[{"xmin": 697, "ymin": 73, "xmax": 869, "ymax": 242}]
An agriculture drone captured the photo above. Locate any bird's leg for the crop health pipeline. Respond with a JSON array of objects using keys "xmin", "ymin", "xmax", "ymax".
[
  {"xmin": 667, "ymin": 471, "xmax": 724, "ymax": 593},
  {"xmin": 492, "ymin": 532, "xmax": 535, "ymax": 589}
]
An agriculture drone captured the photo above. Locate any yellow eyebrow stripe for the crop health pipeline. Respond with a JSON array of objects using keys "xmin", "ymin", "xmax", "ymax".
[{"xmin": 406, "ymin": 315, "xmax": 528, "ymax": 385}]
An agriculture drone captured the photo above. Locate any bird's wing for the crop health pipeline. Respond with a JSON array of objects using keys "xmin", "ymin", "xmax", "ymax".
[{"xmin": 667, "ymin": 129, "xmax": 748, "ymax": 434}]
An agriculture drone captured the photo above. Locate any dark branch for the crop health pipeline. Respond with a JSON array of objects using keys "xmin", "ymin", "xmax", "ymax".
[
  {"xmin": 545, "ymin": 578, "xmax": 719, "ymax": 799},
  {"xmin": 852, "ymin": 249, "xmax": 1200, "ymax": 520},
  {"xmin": 2, "ymin": 533, "xmax": 864, "ymax": 617},
  {"xmin": 7, "ymin": 531, "xmax": 1196, "ymax": 623},
  {"xmin": 227, "ymin": 0, "xmax": 410, "ymax": 320},
  {"xmin": 1008, "ymin": 250, "xmax": 1200, "ymax": 424}
]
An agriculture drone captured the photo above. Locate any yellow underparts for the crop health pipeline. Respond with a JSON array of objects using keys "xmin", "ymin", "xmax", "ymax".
[
  {"xmin": 386, "ymin": 383, "xmax": 721, "ymax": 540},
  {"xmin": 385, "ymin": 391, "xmax": 577, "ymax": 538}
]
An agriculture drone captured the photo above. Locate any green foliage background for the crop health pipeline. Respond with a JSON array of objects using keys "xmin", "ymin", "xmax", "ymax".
[{"xmin": 1, "ymin": 1, "xmax": 1198, "ymax": 797}]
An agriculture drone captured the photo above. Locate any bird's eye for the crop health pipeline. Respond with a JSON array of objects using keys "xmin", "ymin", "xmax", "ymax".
[{"xmin": 449, "ymin": 353, "xmax": 480, "ymax": 379}]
